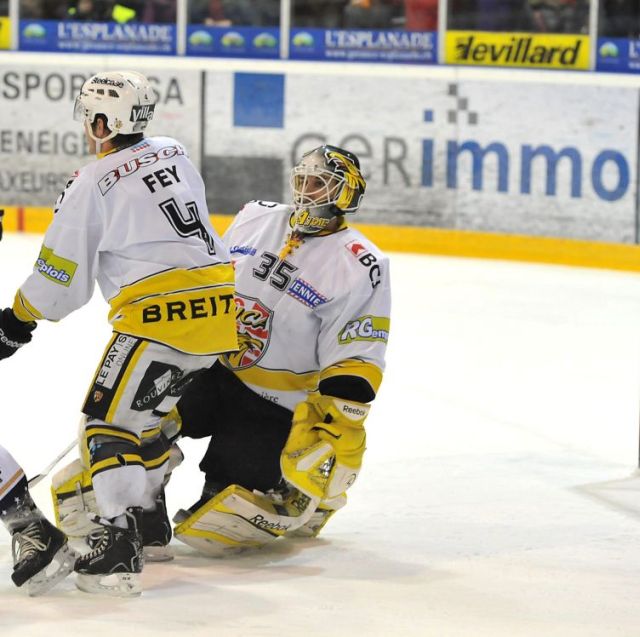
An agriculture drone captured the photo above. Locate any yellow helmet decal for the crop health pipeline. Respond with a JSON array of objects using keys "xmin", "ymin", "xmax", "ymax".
[{"xmin": 326, "ymin": 151, "xmax": 366, "ymax": 211}]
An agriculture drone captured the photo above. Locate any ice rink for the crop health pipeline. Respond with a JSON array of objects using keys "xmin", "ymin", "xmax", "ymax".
[{"xmin": 0, "ymin": 232, "xmax": 639, "ymax": 636}]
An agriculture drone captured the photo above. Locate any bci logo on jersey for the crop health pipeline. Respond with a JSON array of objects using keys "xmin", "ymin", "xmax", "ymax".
[
  {"xmin": 345, "ymin": 240, "xmax": 382, "ymax": 289},
  {"xmin": 130, "ymin": 104, "xmax": 155, "ymax": 122}
]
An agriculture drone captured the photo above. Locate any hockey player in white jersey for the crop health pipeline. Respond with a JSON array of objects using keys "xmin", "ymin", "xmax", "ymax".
[
  {"xmin": 0, "ymin": 71, "xmax": 237, "ymax": 594},
  {"xmin": 0, "ymin": 211, "xmax": 77, "ymax": 595},
  {"xmin": 163, "ymin": 145, "xmax": 391, "ymax": 554}
]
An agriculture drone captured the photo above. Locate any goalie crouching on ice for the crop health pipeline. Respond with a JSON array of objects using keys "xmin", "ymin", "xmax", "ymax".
[
  {"xmin": 163, "ymin": 144, "xmax": 391, "ymax": 555},
  {"xmin": 52, "ymin": 144, "xmax": 391, "ymax": 556}
]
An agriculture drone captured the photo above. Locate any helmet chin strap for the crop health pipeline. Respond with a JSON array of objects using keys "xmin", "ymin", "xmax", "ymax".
[{"xmin": 85, "ymin": 119, "xmax": 118, "ymax": 155}]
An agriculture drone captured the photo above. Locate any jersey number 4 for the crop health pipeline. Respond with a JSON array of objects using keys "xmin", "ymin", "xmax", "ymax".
[{"xmin": 159, "ymin": 197, "xmax": 216, "ymax": 255}]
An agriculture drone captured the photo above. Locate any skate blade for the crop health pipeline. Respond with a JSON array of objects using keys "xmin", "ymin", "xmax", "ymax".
[
  {"xmin": 27, "ymin": 543, "xmax": 79, "ymax": 597},
  {"xmin": 143, "ymin": 545, "xmax": 174, "ymax": 562},
  {"xmin": 76, "ymin": 572, "xmax": 142, "ymax": 597}
]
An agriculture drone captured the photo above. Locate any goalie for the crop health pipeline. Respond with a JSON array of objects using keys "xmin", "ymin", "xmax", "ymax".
[{"xmin": 162, "ymin": 144, "xmax": 391, "ymax": 555}]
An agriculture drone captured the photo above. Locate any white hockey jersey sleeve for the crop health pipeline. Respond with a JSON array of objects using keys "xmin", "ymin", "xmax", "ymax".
[
  {"xmin": 13, "ymin": 169, "xmax": 103, "ymax": 322},
  {"xmin": 316, "ymin": 253, "xmax": 391, "ymax": 398}
]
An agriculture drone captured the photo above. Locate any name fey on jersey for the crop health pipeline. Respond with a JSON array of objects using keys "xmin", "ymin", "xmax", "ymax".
[{"xmin": 98, "ymin": 144, "xmax": 186, "ymax": 195}]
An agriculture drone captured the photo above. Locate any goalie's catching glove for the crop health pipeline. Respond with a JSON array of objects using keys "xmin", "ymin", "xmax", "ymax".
[
  {"xmin": 0, "ymin": 308, "xmax": 36, "ymax": 361},
  {"xmin": 280, "ymin": 395, "xmax": 368, "ymax": 500}
]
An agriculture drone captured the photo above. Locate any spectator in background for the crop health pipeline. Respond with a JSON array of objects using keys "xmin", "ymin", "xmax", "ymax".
[
  {"xmin": 475, "ymin": 0, "xmax": 534, "ymax": 30},
  {"xmin": 600, "ymin": 0, "xmax": 640, "ymax": 37},
  {"xmin": 189, "ymin": 0, "xmax": 254, "ymax": 26},
  {"xmin": 530, "ymin": 0, "xmax": 589, "ymax": 33},
  {"xmin": 293, "ymin": 0, "xmax": 348, "ymax": 28},
  {"xmin": 404, "ymin": 0, "xmax": 438, "ymax": 29},
  {"xmin": 140, "ymin": 0, "xmax": 176, "ymax": 23},
  {"xmin": 20, "ymin": 0, "xmax": 66, "ymax": 19},
  {"xmin": 66, "ymin": 0, "xmax": 112, "ymax": 21},
  {"xmin": 343, "ymin": 0, "xmax": 402, "ymax": 29}
]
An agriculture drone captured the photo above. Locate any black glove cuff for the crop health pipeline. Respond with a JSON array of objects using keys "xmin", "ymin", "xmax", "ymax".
[{"xmin": 1, "ymin": 308, "xmax": 37, "ymax": 341}]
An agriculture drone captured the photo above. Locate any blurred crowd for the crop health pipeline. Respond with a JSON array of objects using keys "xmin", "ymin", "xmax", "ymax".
[
  {"xmin": 8, "ymin": 0, "xmax": 640, "ymax": 37},
  {"xmin": 19, "ymin": 0, "xmax": 176, "ymax": 22},
  {"xmin": 449, "ymin": 0, "xmax": 590, "ymax": 33}
]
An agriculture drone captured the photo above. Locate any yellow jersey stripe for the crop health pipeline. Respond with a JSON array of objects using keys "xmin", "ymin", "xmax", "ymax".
[
  {"xmin": 12, "ymin": 290, "xmax": 43, "ymax": 322},
  {"xmin": 229, "ymin": 365, "xmax": 319, "ymax": 393}
]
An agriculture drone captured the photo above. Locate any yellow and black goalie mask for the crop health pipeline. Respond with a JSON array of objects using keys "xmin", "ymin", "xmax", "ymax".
[{"xmin": 290, "ymin": 145, "xmax": 366, "ymax": 235}]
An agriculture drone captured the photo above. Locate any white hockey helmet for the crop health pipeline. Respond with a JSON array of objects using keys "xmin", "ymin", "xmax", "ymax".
[
  {"xmin": 290, "ymin": 145, "xmax": 366, "ymax": 234},
  {"xmin": 73, "ymin": 70, "xmax": 156, "ymax": 145}
]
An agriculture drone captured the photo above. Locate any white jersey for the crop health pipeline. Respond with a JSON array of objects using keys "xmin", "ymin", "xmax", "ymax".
[
  {"xmin": 13, "ymin": 136, "xmax": 237, "ymax": 356},
  {"xmin": 222, "ymin": 200, "xmax": 391, "ymax": 411}
]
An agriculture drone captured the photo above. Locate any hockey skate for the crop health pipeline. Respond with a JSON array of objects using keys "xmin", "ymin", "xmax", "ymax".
[
  {"xmin": 142, "ymin": 490, "xmax": 173, "ymax": 562},
  {"xmin": 11, "ymin": 517, "xmax": 77, "ymax": 596},
  {"xmin": 75, "ymin": 507, "xmax": 144, "ymax": 597}
]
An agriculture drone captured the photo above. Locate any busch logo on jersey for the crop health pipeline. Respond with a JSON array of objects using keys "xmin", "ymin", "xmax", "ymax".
[{"xmin": 225, "ymin": 294, "xmax": 273, "ymax": 369}]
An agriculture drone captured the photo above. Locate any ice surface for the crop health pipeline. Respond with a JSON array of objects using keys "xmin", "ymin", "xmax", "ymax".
[{"xmin": 0, "ymin": 233, "xmax": 639, "ymax": 636}]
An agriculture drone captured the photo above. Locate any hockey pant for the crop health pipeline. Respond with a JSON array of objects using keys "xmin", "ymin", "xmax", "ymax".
[
  {"xmin": 81, "ymin": 333, "xmax": 216, "ymax": 520},
  {"xmin": 177, "ymin": 361, "xmax": 293, "ymax": 493}
]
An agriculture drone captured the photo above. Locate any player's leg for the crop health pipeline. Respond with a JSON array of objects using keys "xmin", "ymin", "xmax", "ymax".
[
  {"xmin": 0, "ymin": 444, "xmax": 76, "ymax": 595},
  {"xmin": 74, "ymin": 334, "xmax": 215, "ymax": 595},
  {"xmin": 172, "ymin": 363, "xmax": 321, "ymax": 555}
]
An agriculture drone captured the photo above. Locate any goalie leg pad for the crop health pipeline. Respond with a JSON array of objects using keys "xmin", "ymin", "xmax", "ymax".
[
  {"xmin": 51, "ymin": 459, "xmax": 101, "ymax": 539},
  {"xmin": 173, "ymin": 484, "xmax": 320, "ymax": 557},
  {"xmin": 289, "ymin": 493, "xmax": 347, "ymax": 538}
]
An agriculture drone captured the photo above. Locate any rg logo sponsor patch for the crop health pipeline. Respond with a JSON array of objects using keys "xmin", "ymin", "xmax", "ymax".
[{"xmin": 338, "ymin": 315, "xmax": 390, "ymax": 344}]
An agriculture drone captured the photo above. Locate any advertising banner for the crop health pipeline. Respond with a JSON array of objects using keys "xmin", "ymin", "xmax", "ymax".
[
  {"xmin": 202, "ymin": 71, "xmax": 637, "ymax": 243},
  {"xmin": 445, "ymin": 31, "xmax": 590, "ymax": 70},
  {"xmin": 596, "ymin": 38, "xmax": 640, "ymax": 73},
  {"xmin": 19, "ymin": 20, "xmax": 176, "ymax": 55},
  {"xmin": 0, "ymin": 17, "xmax": 10, "ymax": 50},
  {"xmin": 0, "ymin": 65, "xmax": 202, "ymax": 206},
  {"xmin": 289, "ymin": 28, "xmax": 437, "ymax": 64},
  {"xmin": 186, "ymin": 26, "xmax": 279, "ymax": 59}
]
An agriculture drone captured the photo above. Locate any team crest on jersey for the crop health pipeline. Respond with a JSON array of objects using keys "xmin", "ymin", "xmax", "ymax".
[{"xmin": 225, "ymin": 294, "xmax": 273, "ymax": 369}]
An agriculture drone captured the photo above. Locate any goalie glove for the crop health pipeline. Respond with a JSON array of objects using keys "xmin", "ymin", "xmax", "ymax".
[
  {"xmin": 280, "ymin": 395, "xmax": 369, "ymax": 500},
  {"xmin": 0, "ymin": 308, "xmax": 36, "ymax": 361}
]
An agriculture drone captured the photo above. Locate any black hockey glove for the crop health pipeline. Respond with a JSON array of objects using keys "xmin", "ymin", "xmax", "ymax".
[{"xmin": 0, "ymin": 308, "xmax": 36, "ymax": 361}]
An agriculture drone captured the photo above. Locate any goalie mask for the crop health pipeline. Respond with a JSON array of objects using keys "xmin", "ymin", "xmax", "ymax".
[
  {"xmin": 73, "ymin": 71, "xmax": 156, "ymax": 150},
  {"xmin": 290, "ymin": 145, "xmax": 366, "ymax": 235}
]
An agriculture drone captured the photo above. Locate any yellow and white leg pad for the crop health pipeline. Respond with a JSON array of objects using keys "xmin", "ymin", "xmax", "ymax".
[
  {"xmin": 51, "ymin": 459, "xmax": 101, "ymax": 539},
  {"xmin": 173, "ymin": 484, "xmax": 320, "ymax": 557}
]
